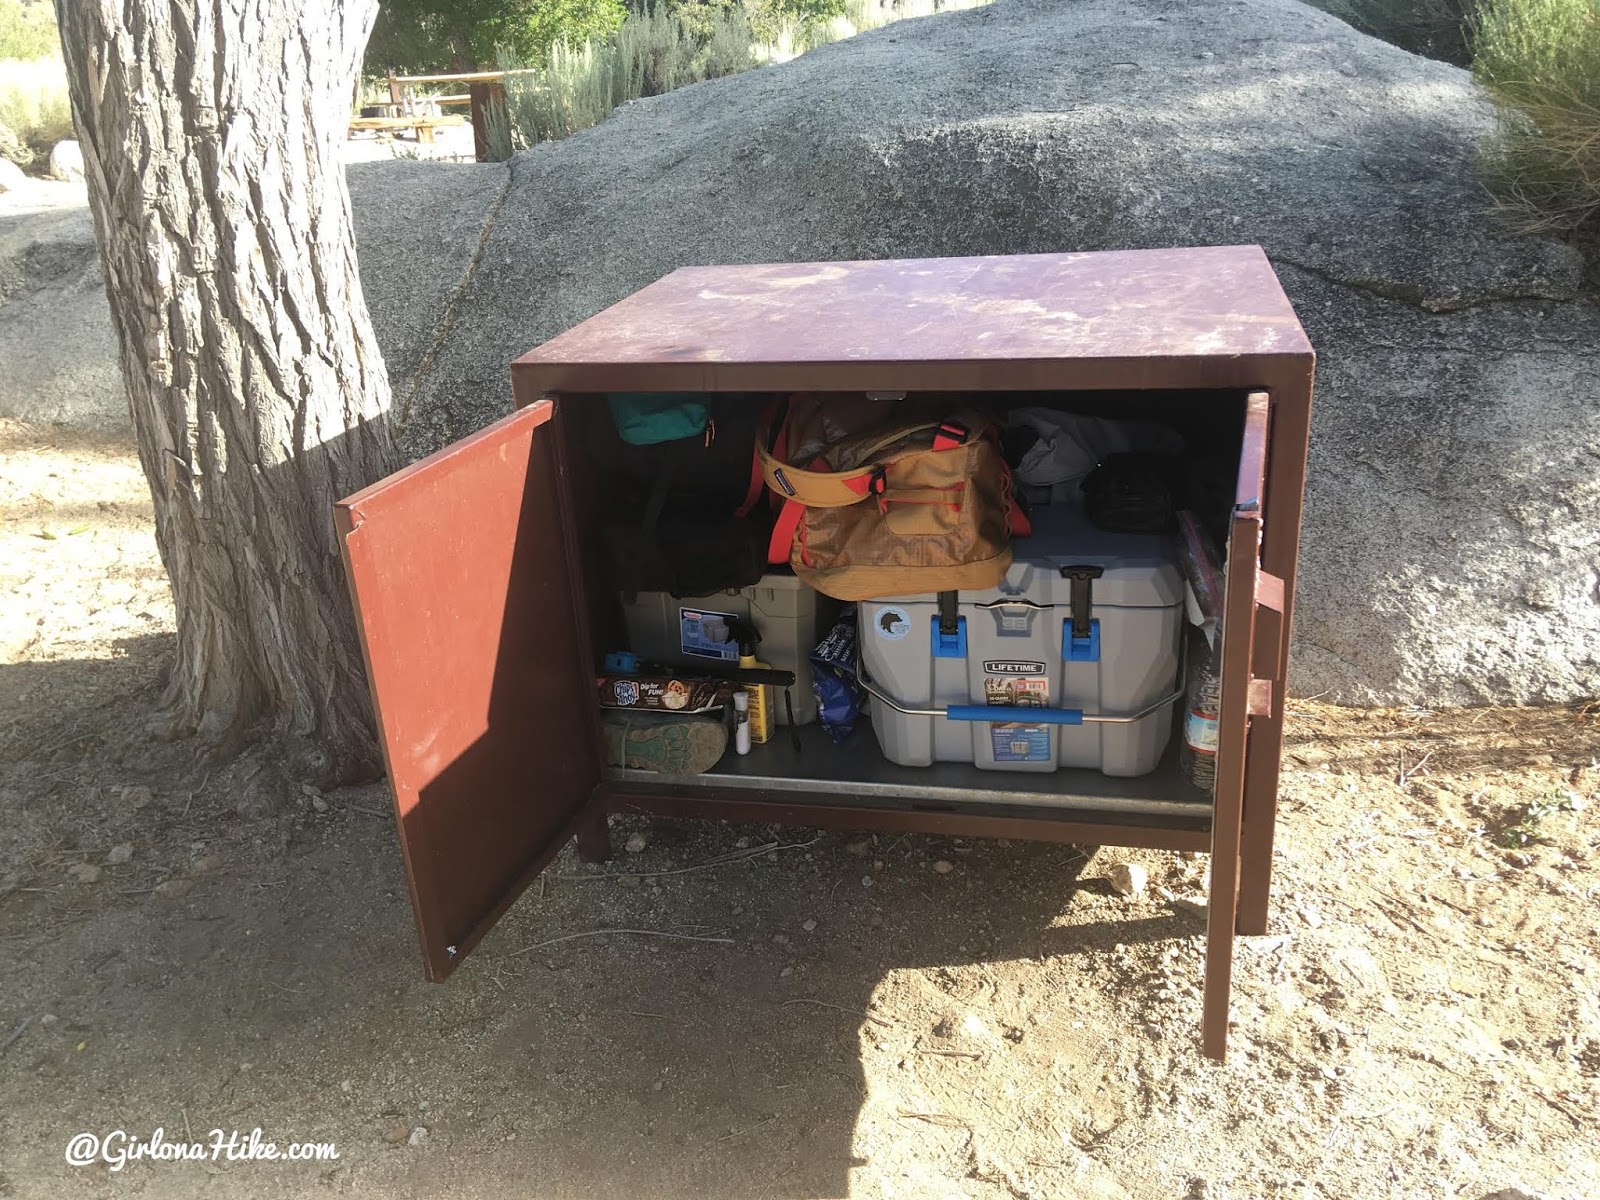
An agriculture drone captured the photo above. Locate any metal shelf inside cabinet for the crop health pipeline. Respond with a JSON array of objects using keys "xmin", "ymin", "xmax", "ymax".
[{"xmin": 603, "ymin": 721, "xmax": 1211, "ymax": 822}]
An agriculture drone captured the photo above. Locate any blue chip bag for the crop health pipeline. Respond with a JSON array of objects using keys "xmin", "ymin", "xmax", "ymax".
[{"xmin": 810, "ymin": 611, "xmax": 863, "ymax": 743}]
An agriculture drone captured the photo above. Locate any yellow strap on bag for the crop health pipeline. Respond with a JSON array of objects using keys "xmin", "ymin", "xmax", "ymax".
[
  {"xmin": 759, "ymin": 400, "xmax": 1017, "ymax": 601},
  {"xmin": 756, "ymin": 419, "xmax": 948, "ymax": 508}
]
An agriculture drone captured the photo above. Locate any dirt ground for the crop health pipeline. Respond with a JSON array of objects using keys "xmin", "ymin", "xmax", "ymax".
[{"xmin": 1, "ymin": 416, "xmax": 1596, "ymax": 1200}]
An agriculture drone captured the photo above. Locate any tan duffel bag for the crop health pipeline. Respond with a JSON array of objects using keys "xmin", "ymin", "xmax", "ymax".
[{"xmin": 759, "ymin": 395, "xmax": 1029, "ymax": 601}]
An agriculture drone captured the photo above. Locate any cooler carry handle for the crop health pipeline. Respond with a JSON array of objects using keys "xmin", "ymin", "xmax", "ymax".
[
  {"xmin": 857, "ymin": 672, "xmax": 1184, "ymax": 727},
  {"xmin": 946, "ymin": 704, "xmax": 1084, "ymax": 725}
]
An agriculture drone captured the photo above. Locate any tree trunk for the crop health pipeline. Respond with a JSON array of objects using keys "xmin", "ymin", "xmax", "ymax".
[{"xmin": 55, "ymin": 1, "xmax": 397, "ymax": 779}]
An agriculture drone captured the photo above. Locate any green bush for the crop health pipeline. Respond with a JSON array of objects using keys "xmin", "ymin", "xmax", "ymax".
[
  {"xmin": 1475, "ymin": 0, "xmax": 1600, "ymax": 232},
  {"xmin": 500, "ymin": 3, "xmax": 756, "ymax": 147},
  {"xmin": 366, "ymin": 0, "xmax": 627, "ymax": 75},
  {"xmin": 694, "ymin": 6, "xmax": 758, "ymax": 78},
  {"xmin": 501, "ymin": 40, "xmax": 618, "ymax": 146},
  {"xmin": 0, "ymin": 55, "xmax": 72, "ymax": 160},
  {"xmin": 498, "ymin": 0, "xmax": 987, "ymax": 152},
  {"xmin": 744, "ymin": 0, "xmax": 846, "ymax": 43},
  {"xmin": 1304, "ymin": 0, "xmax": 1478, "ymax": 64},
  {"xmin": 524, "ymin": 0, "xmax": 629, "ymax": 59},
  {"xmin": 0, "ymin": 0, "xmax": 58, "ymax": 60},
  {"xmin": 613, "ymin": 6, "xmax": 698, "ymax": 96}
]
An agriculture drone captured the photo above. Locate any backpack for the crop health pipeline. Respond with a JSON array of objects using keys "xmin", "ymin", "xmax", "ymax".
[
  {"xmin": 588, "ymin": 394, "xmax": 779, "ymax": 598},
  {"xmin": 758, "ymin": 395, "xmax": 1028, "ymax": 601}
]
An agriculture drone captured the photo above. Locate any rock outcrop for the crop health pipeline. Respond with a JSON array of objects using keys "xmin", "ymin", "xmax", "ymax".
[
  {"xmin": 375, "ymin": 0, "xmax": 1600, "ymax": 706},
  {"xmin": 46, "ymin": 140, "xmax": 84, "ymax": 183},
  {"xmin": 0, "ymin": 193, "xmax": 125, "ymax": 428},
  {"xmin": 4, "ymin": 0, "xmax": 1596, "ymax": 705}
]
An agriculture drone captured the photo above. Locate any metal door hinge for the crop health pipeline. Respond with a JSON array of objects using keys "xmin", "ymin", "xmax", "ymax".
[{"xmin": 1247, "ymin": 678, "xmax": 1274, "ymax": 718}]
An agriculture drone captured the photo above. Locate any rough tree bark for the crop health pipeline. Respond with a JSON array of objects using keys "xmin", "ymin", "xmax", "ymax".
[{"xmin": 54, "ymin": 1, "xmax": 397, "ymax": 779}]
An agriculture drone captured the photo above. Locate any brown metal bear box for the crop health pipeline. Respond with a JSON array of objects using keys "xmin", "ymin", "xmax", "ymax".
[{"xmin": 336, "ymin": 246, "xmax": 1314, "ymax": 1061}]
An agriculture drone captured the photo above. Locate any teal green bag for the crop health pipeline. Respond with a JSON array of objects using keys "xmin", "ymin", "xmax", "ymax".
[{"xmin": 607, "ymin": 393, "xmax": 710, "ymax": 446}]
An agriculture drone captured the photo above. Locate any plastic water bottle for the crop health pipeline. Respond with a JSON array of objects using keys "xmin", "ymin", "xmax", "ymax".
[
  {"xmin": 1180, "ymin": 628, "xmax": 1222, "ymax": 794},
  {"xmin": 733, "ymin": 690, "xmax": 752, "ymax": 756}
]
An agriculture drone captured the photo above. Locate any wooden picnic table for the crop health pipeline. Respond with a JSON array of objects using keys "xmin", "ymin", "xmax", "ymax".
[{"xmin": 347, "ymin": 114, "xmax": 465, "ymax": 145}]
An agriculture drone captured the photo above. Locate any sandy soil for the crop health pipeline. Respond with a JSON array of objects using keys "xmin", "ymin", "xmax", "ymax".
[
  {"xmin": 342, "ymin": 122, "xmax": 478, "ymax": 165},
  {"xmin": 0, "ymin": 417, "xmax": 1596, "ymax": 1200}
]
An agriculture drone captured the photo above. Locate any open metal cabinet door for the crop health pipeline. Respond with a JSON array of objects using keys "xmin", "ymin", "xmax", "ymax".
[
  {"xmin": 1200, "ymin": 391, "xmax": 1273, "ymax": 1061},
  {"xmin": 336, "ymin": 401, "xmax": 601, "ymax": 980}
]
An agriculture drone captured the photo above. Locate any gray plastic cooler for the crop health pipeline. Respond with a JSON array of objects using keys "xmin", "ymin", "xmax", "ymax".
[{"xmin": 858, "ymin": 506, "xmax": 1184, "ymax": 776}]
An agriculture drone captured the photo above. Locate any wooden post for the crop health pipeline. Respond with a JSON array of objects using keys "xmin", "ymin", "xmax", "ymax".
[
  {"xmin": 469, "ymin": 79, "xmax": 507, "ymax": 162},
  {"xmin": 386, "ymin": 67, "xmax": 400, "ymax": 114}
]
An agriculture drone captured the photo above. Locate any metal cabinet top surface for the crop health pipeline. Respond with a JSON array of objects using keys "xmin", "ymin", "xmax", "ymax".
[{"xmin": 513, "ymin": 246, "xmax": 1312, "ymax": 395}]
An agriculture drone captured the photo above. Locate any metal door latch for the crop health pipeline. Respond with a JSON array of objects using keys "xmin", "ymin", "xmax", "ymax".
[{"xmin": 1247, "ymin": 678, "xmax": 1273, "ymax": 717}]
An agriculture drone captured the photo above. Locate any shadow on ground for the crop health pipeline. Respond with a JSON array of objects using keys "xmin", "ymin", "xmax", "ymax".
[{"xmin": 0, "ymin": 651, "xmax": 1174, "ymax": 1198}]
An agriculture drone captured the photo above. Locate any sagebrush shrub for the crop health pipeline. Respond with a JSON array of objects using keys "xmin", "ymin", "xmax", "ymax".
[{"xmin": 1475, "ymin": 0, "xmax": 1600, "ymax": 232}]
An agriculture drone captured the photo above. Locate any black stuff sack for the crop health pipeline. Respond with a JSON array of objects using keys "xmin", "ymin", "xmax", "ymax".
[
  {"xmin": 1080, "ymin": 453, "xmax": 1177, "ymax": 534},
  {"xmin": 587, "ymin": 395, "xmax": 781, "ymax": 598}
]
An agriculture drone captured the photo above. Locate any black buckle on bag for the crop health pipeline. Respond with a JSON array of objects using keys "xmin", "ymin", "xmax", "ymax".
[{"xmin": 868, "ymin": 466, "xmax": 889, "ymax": 496}]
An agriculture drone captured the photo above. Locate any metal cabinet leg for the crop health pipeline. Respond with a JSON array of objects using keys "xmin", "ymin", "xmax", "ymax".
[{"xmin": 576, "ymin": 808, "xmax": 612, "ymax": 863}]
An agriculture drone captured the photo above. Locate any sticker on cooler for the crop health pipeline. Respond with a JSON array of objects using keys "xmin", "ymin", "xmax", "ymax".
[
  {"xmin": 982, "ymin": 662, "xmax": 1051, "ymax": 763},
  {"xmin": 992, "ymin": 724, "xmax": 1051, "ymax": 762},
  {"xmin": 679, "ymin": 607, "xmax": 739, "ymax": 661},
  {"xmin": 873, "ymin": 605, "xmax": 912, "ymax": 641}
]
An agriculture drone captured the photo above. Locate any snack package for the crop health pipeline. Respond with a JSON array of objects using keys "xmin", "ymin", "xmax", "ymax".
[
  {"xmin": 596, "ymin": 674, "xmax": 734, "ymax": 714},
  {"xmin": 809, "ymin": 612, "xmax": 863, "ymax": 743}
]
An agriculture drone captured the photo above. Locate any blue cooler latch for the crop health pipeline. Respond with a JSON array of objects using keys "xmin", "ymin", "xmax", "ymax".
[
  {"xmin": 931, "ymin": 590, "xmax": 967, "ymax": 658},
  {"xmin": 1060, "ymin": 565, "xmax": 1104, "ymax": 663}
]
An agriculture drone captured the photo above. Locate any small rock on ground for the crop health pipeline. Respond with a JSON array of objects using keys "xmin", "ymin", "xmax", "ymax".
[
  {"xmin": 47, "ymin": 139, "xmax": 84, "ymax": 182},
  {"xmin": 0, "ymin": 119, "xmax": 31, "ymax": 167},
  {"xmin": 0, "ymin": 158, "xmax": 27, "ymax": 192},
  {"xmin": 1107, "ymin": 862, "xmax": 1148, "ymax": 897},
  {"xmin": 624, "ymin": 833, "xmax": 648, "ymax": 854},
  {"xmin": 105, "ymin": 844, "xmax": 133, "ymax": 865}
]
